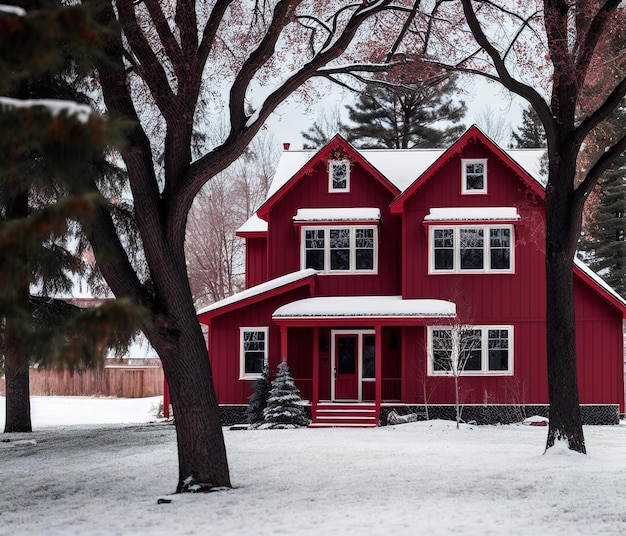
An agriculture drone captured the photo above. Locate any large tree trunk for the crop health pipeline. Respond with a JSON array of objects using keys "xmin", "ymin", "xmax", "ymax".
[
  {"xmin": 3, "ymin": 189, "xmax": 32, "ymax": 434},
  {"xmin": 135, "ymin": 256, "xmax": 231, "ymax": 492},
  {"xmin": 152, "ymin": 321, "xmax": 231, "ymax": 492},
  {"xmin": 3, "ymin": 334, "xmax": 31, "ymax": 433},
  {"xmin": 543, "ymin": 157, "xmax": 586, "ymax": 454}
]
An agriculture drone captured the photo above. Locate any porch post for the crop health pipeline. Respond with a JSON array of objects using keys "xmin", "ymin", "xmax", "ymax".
[
  {"xmin": 312, "ymin": 326, "xmax": 319, "ymax": 418},
  {"xmin": 375, "ymin": 324, "xmax": 382, "ymax": 412},
  {"xmin": 280, "ymin": 325, "xmax": 288, "ymax": 363}
]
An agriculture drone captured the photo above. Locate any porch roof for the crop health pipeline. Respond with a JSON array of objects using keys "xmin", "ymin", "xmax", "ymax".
[{"xmin": 272, "ymin": 296, "xmax": 456, "ymax": 324}]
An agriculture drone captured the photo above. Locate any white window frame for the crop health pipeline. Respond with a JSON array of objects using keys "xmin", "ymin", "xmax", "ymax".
[
  {"xmin": 462, "ymin": 159, "xmax": 487, "ymax": 194},
  {"xmin": 329, "ymin": 159, "xmax": 350, "ymax": 192},
  {"xmin": 428, "ymin": 224, "xmax": 515, "ymax": 274},
  {"xmin": 301, "ymin": 225, "xmax": 378, "ymax": 274},
  {"xmin": 427, "ymin": 325, "xmax": 514, "ymax": 376},
  {"xmin": 239, "ymin": 327, "xmax": 269, "ymax": 379}
]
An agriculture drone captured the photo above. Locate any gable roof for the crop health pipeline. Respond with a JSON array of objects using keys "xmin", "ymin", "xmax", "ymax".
[
  {"xmin": 574, "ymin": 258, "xmax": 626, "ymax": 316},
  {"xmin": 389, "ymin": 125, "xmax": 545, "ymax": 215},
  {"xmin": 197, "ymin": 269, "xmax": 317, "ymax": 322},
  {"xmin": 256, "ymin": 135, "xmax": 401, "ymax": 221}
]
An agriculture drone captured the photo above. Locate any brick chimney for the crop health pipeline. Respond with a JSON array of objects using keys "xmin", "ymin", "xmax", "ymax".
[{"xmin": 283, "ymin": 142, "xmax": 290, "ymax": 150}]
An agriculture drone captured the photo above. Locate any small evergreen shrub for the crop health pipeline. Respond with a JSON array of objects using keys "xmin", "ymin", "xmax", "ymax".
[
  {"xmin": 261, "ymin": 362, "xmax": 310, "ymax": 429},
  {"xmin": 245, "ymin": 365, "xmax": 271, "ymax": 429}
]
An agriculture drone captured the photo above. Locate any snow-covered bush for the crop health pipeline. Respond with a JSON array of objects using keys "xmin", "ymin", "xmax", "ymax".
[{"xmin": 261, "ymin": 362, "xmax": 310, "ymax": 429}]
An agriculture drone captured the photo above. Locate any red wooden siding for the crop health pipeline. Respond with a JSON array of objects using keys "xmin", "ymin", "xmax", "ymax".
[
  {"xmin": 207, "ymin": 286, "xmax": 311, "ymax": 404},
  {"xmin": 574, "ymin": 278, "xmax": 624, "ymax": 407},
  {"xmin": 265, "ymin": 159, "xmax": 402, "ymax": 297},
  {"xmin": 244, "ymin": 236, "xmax": 267, "ymax": 288},
  {"xmin": 205, "ymin": 131, "xmax": 625, "ymax": 413}
]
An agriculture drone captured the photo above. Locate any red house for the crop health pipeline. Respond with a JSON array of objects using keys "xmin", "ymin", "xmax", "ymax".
[{"xmin": 198, "ymin": 126, "xmax": 626, "ymax": 426}]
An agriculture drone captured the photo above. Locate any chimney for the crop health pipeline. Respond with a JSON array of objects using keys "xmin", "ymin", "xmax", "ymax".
[{"xmin": 283, "ymin": 142, "xmax": 290, "ymax": 151}]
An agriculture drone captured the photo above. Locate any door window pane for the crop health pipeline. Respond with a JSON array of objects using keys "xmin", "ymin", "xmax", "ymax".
[{"xmin": 337, "ymin": 337, "xmax": 356, "ymax": 374}]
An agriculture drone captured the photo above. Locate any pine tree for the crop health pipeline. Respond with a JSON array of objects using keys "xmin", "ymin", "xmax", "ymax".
[
  {"xmin": 512, "ymin": 106, "xmax": 546, "ymax": 148},
  {"xmin": 579, "ymin": 159, "xmax": 626, "ymax": 297},
  {"xmin": 0, "ymin": 3, "xmax": 143, "ymax": 433},
  {"xmin": 585, "ymin": 172, "xmax": 625, "ymax": 296},
  {"xmin": 344, "ymin": 77, "xmax": 466, "ymax": 149},
  {"xmin": 262, "ymin": 362, "xmax": 311, "ymax": 429},
  {"xmin": 301, "ymin": 107, "xmax": 346, "ymax": 149},
  {"xmin": 245, "ymin": 365, "xmax": 271, "ymax": 429}
]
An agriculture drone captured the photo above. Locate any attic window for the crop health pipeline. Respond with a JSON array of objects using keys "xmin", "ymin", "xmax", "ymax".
[
  {"xmin": 329, "ymin": 160, "xmax": 350, "ymax": 192},
  {"xmin": 462, "ymin": 159, "xmax": 487, "ymax": 194}
]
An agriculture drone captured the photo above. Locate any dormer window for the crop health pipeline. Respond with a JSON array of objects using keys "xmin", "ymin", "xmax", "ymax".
[
  {"xmin": 462, "ymin": 159, "xmax": 487, "ymax": 194},
  {"xmin": 329, "ymin": 160, "xmax": 350, "ymax": 192}
]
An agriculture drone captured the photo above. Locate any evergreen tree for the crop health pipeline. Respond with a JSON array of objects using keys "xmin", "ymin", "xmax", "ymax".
[
  {"xmin": 512, "ymin": 106, "xmax": 546, "ymax": 148},
  {"xmin": 579, "ymin": 106, "xmax": 626, "ymax": 297},
  {"xmin": 245, "ymin": 365, "xmax": 270, "ymax": 429},
  {"xmin": 582, "ymin": 171, "xmax": 625, "ymax": 296},
  {"xmin": 344, "ymin": 77, "xmax": 466, "ymax": 149},
  {"xmin": 262, "ymin": 362, "xmax": 310, "ymax": 429},
  {"xmin": 301, "ymin": 108, "xmax": 346, "ymax": 149},
  {"xmin": 0, "ymin": 3, "xmax": 142, "ymax": 433}
]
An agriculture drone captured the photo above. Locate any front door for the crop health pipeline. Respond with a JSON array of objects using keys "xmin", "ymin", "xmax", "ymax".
[{"xmin": 334, "ymin": 334, "xmax": 358, "ymax": 400}]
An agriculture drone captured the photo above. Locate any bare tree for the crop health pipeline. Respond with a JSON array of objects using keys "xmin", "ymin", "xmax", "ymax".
[
  {"xmin": 430, "ymin": 324, "xmax": 482, "ymax": 429},
  {"xmin": 407, "ymin": 0, "xmax": 626, "ymax": 454},
  {"xmin": 186, "ymin": 135, "xmax": 277, "ymax": 308},
  {"xmin": 475, "ymin": 106, "xmax": 511, "ymax": 147},
  {"xmin": 74, "ymin": 0, "xmax": 415, "ymax": 492}
]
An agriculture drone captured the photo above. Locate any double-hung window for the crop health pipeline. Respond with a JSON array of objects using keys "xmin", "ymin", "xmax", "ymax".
[
  {"xmin": 302, "ymin": 226, "xmax": 377, "ymax": 273},
  {"xmin": 240, "ymin": 327, "xmax": 268, "ymax": 379},
  {"xmin": 430, "ymin": 225, "xmax": 514, "ymax": 273},
  {"xmin": 329, "ymin": 160, "xmax": 350, "ymax": 192},
  {"xmin": 462, "ymin": 159, "xmax": 487, "ymax": 193},
  {"xmin": 428, "ymin": 326, "xmax": 513, "ymax": 375}
]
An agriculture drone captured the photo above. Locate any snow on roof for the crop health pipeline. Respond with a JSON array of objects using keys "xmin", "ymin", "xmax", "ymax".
[
  {"xmin": 266, "ymin": 150, "xmax": 317, "ymax": 199},
  {"xmin": 236, "ymin": 213, "xmax": 267, "ymax": 234},
  {"xmin": 293, "ymin": 208, "xmax": 381, "ymax": 223},
  {"xmin": 197, "ymin": 269, "xmax": 316, "ymax": 316},
  {"xmin": 273, "ymin": 296, "xmax": 456, "ymax": 319},
  {"xmin": 359, "ymin": 149, "xmax": 445, "ymax": 192},
  {"xmin": 424, "ymin": 207, "xmax": 520, "ymax": 222},
  {"xmin": 506, "ymin": 149, "xmax": 547, "ymax": 185},
  {"xmin": 574, "ymin": 257, "xmax": 626, "ymax": 309},
  {"xmin": 264, "ymin": 147, "xmax": 546, "ymax": 204}
]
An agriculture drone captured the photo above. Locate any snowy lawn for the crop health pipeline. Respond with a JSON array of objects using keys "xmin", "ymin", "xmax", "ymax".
[{"xmin": 2, "ymin": 397, "xmax": 626, "ymax": 535}]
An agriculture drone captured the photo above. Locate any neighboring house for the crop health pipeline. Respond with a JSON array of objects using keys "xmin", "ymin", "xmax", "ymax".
[{"xmin": 198, "ymin": 126, "xmax": 626, "ymax": 426}]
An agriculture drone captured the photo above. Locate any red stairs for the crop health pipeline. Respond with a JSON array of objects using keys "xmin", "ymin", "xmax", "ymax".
[{"xmin": 310, "ymin": 402, "xmax": 379, "ymax": 428}]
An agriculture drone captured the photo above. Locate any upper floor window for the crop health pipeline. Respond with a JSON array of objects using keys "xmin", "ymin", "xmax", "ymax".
[
  {"xmin": 428, "ymin": 325, "xmax": 513, "ymax": 376},
  {"xmin": 302, "ymin": 226, "xmax": 377, "ymax": 273},
  {"xmin": 240, "ymin": 327, "xmax": 268, "ymax": 379},
  {"xmin": 462, "ymin": 159, "xmax": 487, "ymax": 194},
  {"xmin": 329, "ymin": 160, "xmax": 350, "ymax": 192},
  {"xmin": 429, "ymin": 225, "xmax": 514, "ymax": 273}
]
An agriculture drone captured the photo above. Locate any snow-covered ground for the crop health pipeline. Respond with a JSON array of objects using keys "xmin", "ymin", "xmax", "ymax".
[{"xmin": 1, "ymin": 397, "xmax": 626, "ymax": 535}]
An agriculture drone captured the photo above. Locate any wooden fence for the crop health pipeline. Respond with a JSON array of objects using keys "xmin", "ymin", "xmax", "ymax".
[{"xmin": 0, "ymin": 366, "xmax": 163, "ymax": 398}]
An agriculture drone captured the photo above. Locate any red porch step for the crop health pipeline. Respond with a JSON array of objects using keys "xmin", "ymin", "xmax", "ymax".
[{"xmin": 310, "ymin": 403, "xmax": 379, "ymax": 428}]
